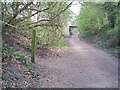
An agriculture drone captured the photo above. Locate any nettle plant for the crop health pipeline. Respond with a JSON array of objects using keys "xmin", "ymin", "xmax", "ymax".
[{"xmin": 16, "ymin": 52, "xmax": 28, "ymax": 65}]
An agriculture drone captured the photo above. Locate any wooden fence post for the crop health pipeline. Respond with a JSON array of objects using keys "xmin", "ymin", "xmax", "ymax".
[{"xmin": 31, "ymin": 30, "xmax": 36, "ymax": 63}]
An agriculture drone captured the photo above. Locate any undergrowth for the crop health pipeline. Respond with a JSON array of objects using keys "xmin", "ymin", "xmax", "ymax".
[
  {"xmin": 51, "ymin": 41, "xmax": 68, "ymax": 50},
  {"xmin": 79, "ymin": 34, "xmax": 119, "ymax": 57}
]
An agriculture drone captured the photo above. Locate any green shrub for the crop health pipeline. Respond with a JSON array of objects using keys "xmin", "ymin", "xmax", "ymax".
[
  {"xmin": 51, "ymin": 41, "xmax": 68, "ymax": 49},
  {"xmin": 98, "ymin": 41, "xmax": 108, "ymax": 48},
  {"xmin": 76, "ymin": 3, "xmax": 107, "ymax": 37},
  {"xmin": 2, "ymin": 44, "xmax": 14, "ymax": 62},
  {"xmin": 17, "ymin": 52, "xmax": 27, "ymax": 60},
  {"xmin": 106, "ymin": 26, "xmax": 118, "ymax": 47},
  {"xmin": 17, "ymin": 52, "xmax": 27, "ymax": 65}
]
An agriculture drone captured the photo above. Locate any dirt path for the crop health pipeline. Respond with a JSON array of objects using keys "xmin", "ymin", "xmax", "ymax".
[{"xmin": 37, "ymin": 35, "xmax": 118, "ymax": 88}]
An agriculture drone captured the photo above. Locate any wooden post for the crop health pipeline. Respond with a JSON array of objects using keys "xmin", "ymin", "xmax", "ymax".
[{"xmin": 31, "ymin": 30, "xmax": 36, "ymax": 63}]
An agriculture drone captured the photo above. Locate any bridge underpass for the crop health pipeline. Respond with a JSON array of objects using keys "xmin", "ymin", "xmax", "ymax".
[{"xmin": 69, "ymin": 26, "xmax": 79, "ymax": 36}]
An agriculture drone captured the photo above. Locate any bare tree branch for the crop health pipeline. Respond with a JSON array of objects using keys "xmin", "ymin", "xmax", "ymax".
[
  {"xmin": 21, "ymin": 23, "xmax": 61, "ymax": 30},
  {"xmin": 50, "ymin": 2, "xmax": 73, "ymax": 21},
  {"xmin": 20, "ymin": 2, "xmax": 73, "ymax": 30},
  {"xmin": 18, "ymin": 3, "xmax": 56, "ymax": 22},
  {"xmin": 24, "ymin": 19, "xmax": 51, "ymax": 26},
  {"xmin": 8, "ymin": 2, "xmax": 33, "ymax": 24}
]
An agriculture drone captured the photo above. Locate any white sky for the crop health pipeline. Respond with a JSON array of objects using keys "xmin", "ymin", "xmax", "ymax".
[{"xmin": 69, "ymin": 1, "xmax": 81, "ymax": 16}]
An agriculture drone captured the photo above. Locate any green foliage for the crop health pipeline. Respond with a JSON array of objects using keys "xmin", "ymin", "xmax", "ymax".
[
  {"xmin": 2, "ymin": 44, "xmax": 14, "ymax": 62},
  {"xmin": 71, "ymin": 28, "xmax": 79, "ymax": 35},
  {"xmin": 106, "ymin": 26, "xmax": 118, "ymax": 46},
  {"xmin": 17, "ymin": 52, "xmax": 27, "ymax": 60},
  {"xmin": 2, "ymin": 2, "xmax": 72, "ymax": 65},
  {"xmin": 36, "ymin": 27, "xmax": 48, "ymax": 45},
  {"xmin": 2, "ymin": 2, "xmax": 71, "ymax": 47},
  {"xmin": 115, "ymin": 47, "xmax": 120, "ymax": 55},
  {"xmin": 77, "ymin": 3, "xmax": 107, "ymax": 36},
  {"xmin": 51, "ymin": 41, "xmax": 68, "ymax": 49},
  {"xmin": 61, "ymin": 46, "xmax": 68, "ymax": 50},
  {"xmin": 76, "ymin": 2, "xmax": 119, "ymax": 56},
  {"xmin": 16, "ymin": 52, "xmax": 27, "ymax": 65},
  {"xmin": 98, "ymin": 41, "xmax": 109, "ymax": 48},
  {"xmin": 23, "ymin": 67, "xmax": 32, "ymax": 72}
]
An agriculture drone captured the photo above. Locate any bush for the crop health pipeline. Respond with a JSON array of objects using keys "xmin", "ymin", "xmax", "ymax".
[
  {"xmin": 51, "ymin": 41, "xmax": 68, "ymax": 49},
  {"xmin": 16, "ymin": 52, "xmax": 28, "ymax": 65},
  {"xmin": 107, "ymin": 26, "xmax": 118, "ymax": 47},
  {"xmin": 2, "ymin": 44, "xmax": 14, "ymax": 62},
  {"xmin": 76, "ymin": 3, "xmax": 107, "ymax": 37},
  {"xmin": 76, "ymin": 2, "xmax": 119, "ymax": 56}
]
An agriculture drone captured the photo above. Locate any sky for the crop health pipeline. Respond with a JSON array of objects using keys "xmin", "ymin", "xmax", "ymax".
[{"xmin": 69, "ymin": 1, "xmax": 81, "ymax": 16}]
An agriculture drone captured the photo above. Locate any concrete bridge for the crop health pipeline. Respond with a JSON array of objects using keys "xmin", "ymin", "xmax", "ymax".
[{"xmin": 64, "ymin": 21, "xmax": 78, "ymax": 36}]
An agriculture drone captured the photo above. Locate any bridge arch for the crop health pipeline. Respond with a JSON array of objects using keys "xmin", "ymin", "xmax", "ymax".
[{"xmin": 69, "ymin": 26, "xmax": 78, "ymax": 35}]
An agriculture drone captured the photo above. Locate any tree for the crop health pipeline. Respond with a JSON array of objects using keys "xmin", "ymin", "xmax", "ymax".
[
  {"xmin": 76, "ymin": 2, "xmax": 107, "ymax": 36},
  {"xmin": 76, "ymin": 2, "xmax": 119, "ymax": 48},
  {"xmin": 1, "ymin": 1, "xmax": 73, "ymax": 63}
]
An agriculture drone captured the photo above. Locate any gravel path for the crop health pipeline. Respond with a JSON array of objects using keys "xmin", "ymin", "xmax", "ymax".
[{"xmin": 37, "ymin": 35, "xmax": 118, "ymax": 88}]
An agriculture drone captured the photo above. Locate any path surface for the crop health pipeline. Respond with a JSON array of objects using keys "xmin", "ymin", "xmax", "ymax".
[{"xmin": 37, "ymin": 35, "xmax": 118, "ymax": 88}]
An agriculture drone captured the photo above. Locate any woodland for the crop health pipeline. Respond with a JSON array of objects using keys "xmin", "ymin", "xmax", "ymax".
[
  {"xmin": 76, "ymin": 2, "xmax": 120, "ymax": 56},
  {"xmin": 1, "ymin": 1, "xmax": 119, "ymax": 88},
  {"xmin": 1, "ymin": 1, "xmax": 72, "ymax": 88}
]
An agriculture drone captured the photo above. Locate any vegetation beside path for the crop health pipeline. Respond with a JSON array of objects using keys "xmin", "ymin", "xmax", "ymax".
[
  {"xmin": 1, "ymin": 1, "xmax": 119, "ymax": 88},
  {"xmin": 1, "ymin": 1, "xmax": 72, "ymax": 88},
  {"xmin": 76, "ymin": 2, "xmax": 120, "ymax": 57}
]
